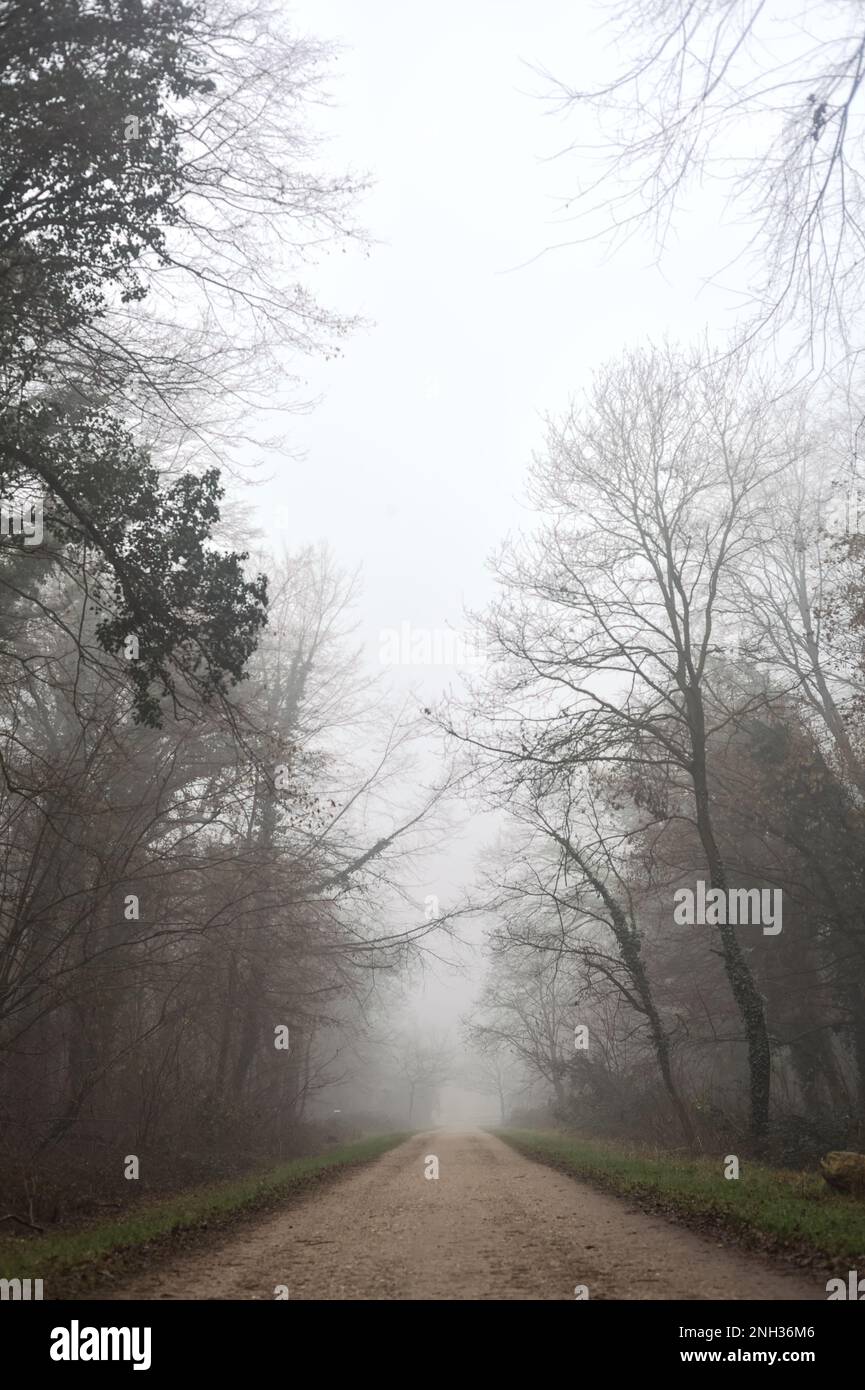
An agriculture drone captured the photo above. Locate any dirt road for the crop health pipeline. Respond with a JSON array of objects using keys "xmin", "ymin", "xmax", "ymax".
[{"xmin": 108, "ymin": 1130, "xmax": 824, "ymax": 1300}]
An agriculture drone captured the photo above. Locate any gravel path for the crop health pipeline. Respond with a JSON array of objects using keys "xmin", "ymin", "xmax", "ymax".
[{"xmin": 108, "ymin": 1129, "xmax": 825, "ymax": 1300}]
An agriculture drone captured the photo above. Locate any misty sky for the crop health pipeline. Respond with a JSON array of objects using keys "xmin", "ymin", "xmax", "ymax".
[
  {"xmin": 257, "ymin": 1, "xmax": 744, "ymax": 628},
  {"xmin": 244, "ymin": 0, "xmax": 756, "ymax": 1082}
]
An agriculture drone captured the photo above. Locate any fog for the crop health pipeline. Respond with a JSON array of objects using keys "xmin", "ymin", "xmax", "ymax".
[
  {"xmin": 244, "ymin": 0, "xmax": 767, "ymax": 1125},
  {"xmin": 2, "ymin": 0, "xmax": 865, "ymax": 1321}
]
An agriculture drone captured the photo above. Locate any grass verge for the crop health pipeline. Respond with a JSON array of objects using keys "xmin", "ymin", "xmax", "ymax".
[
  {"xmin": 0, "ymin": 1133, "xmax": 409, "ymax": 1296},
  {"xmin": 495, "ymin": 1129, "xmax": 865, "ymax": 1273}
]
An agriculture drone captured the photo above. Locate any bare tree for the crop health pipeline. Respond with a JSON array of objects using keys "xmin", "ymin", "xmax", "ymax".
[
  {"xmin": 545, "ymin": 0, "xmax": 865, "ymax": 367},
  {"xmin": 388, "ymin": 1026, "xmax": 453, "ymax": 1125},
  {"xmin": 449, "ymin": 343, "xmax": 788, "ymax": 1137}
]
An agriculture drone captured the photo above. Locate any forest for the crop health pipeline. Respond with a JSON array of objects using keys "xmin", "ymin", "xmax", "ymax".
[
  {"xmin": 0, "ymin": 0, "xmax": 456, "ymax": 1225},
  {"xmin": 2, "ymin": 0, "xmax": 865, "ymax": 1268}
]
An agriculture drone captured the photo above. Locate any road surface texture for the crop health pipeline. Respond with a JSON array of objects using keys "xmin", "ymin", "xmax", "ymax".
[{"xmin": 109, "ymin": 1130, "xmax": 823, "ymax": 1300}]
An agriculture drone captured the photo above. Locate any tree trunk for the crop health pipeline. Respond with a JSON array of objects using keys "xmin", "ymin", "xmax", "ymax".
[{"xmin": 690, "ymin": 712, "xmax": 771, "ymax": 1141}]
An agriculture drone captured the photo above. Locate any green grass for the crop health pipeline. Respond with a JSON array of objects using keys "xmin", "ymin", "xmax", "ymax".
[
  {"xmin": 495, "ymin": 1129, "xmax": 865, "ymax": 1266},
  {"xmin": 0, "ymin": 1133, "xmax": 409, "ymax": 1287}
]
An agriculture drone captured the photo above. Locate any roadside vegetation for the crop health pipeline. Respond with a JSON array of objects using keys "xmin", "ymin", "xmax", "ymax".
[
  {"xmin": 0, "ymin": 1134, "xmax": 408, "ymax": 1294},
  {"xmin": 497, "ymin": 1130, "xmax": 865, "ymax": 1271}
]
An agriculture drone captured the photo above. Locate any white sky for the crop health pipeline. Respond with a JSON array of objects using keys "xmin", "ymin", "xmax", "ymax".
[
  {"xmin": 256, "ymin": 0, "xmax": 743, "ymax": 650},
  {"xmin": 243, "ymin": 0, "xmax": 760, "ymax": 1078}
]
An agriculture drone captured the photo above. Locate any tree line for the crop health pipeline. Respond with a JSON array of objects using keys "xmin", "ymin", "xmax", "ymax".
[
  {"xmin": 0, "ymin": 0, "xmax": 442, "ymax": 1221},
  {"xmin": 462, "ymin": 0, "xmax": 865, "ymax": 1159}
]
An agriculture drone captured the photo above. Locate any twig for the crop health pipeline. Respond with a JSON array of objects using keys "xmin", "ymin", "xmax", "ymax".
[{"xmin": 0, "ymin": 1212, "xmax": 44, "ymax": 1233}]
